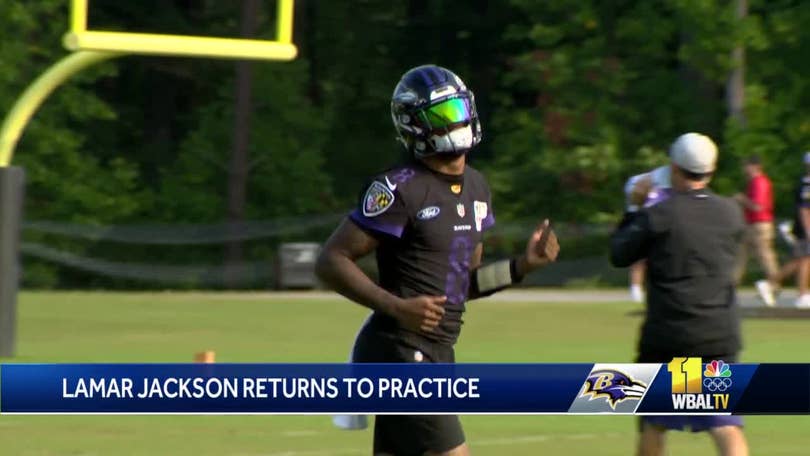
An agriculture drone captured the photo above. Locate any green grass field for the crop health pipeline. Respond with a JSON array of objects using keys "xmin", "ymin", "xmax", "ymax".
[{"xmin": 1, "ymin": 291, "xmax": 808, "ymax": 455}]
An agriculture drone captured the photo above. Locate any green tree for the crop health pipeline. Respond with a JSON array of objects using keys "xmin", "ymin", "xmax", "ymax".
[
  {"xmin": 156, "ymin": 59, "xmax": 332, "ymax": 223},
  {"xmin": 0, "ymin": 1, "xmax": 147, "ymax": 286},
  {"xmin": 723, "ymin": 0, "xmax": 810, "ymax": 214},
  {"xmin": 487, "ymin": 0, "xmax": 771, "ymax": 222}
]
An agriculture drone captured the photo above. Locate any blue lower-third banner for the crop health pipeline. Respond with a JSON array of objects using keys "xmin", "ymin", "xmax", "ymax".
[{"xmin": 1, "ymin": 360, "xmax": 807, "ymax": 414}]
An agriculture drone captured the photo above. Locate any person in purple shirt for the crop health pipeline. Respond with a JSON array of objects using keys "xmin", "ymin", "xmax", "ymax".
[
  {"xmin": 316, "ymin": 65, "xmax": 559, "ymax": 456},
  {"xmin": 623, "ymin": 165, "xmax": 672, "ymax": 303}
]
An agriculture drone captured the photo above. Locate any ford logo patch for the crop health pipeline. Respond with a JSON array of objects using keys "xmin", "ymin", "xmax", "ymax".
[{"xmin": 416, "ymin": 206, "xmax": 441, "ymax": 220}]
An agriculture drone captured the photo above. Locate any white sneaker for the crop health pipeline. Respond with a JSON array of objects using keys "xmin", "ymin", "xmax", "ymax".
[
  {"xmin": 332, "ymin": 414, "xmax": 368, "ymax": 430},
  {"xmin": 755, "ymin": 280, "xmax": 776, "ymax": 307},
  {"xmin": 630, "ymin": 285, "xmax": 645, "ymax": 303},
  {"xmin": 794, "ymin": 294, "xmax": 810, "ymax": 309}
]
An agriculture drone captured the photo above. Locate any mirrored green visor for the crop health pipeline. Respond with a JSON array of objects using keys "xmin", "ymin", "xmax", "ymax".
[{"xmin": 418, "ymin": 97, "xmax": 472, "ymax": 130}]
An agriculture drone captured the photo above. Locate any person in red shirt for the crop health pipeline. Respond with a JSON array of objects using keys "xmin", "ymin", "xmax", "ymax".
[{"xmin": 734, "ymin": 155, "xmax": 780, "ymax": 306}]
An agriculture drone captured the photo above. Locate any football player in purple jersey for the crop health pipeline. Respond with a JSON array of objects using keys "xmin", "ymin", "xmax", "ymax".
[{"xmin": 317, "ymin": 65, "xmax": 559, "ymax": 456}]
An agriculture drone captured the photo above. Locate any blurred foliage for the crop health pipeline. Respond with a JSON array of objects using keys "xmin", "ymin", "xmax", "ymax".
[{"xmin": 1, "ymin": 0, "xmax": 808, "ymax": 287}]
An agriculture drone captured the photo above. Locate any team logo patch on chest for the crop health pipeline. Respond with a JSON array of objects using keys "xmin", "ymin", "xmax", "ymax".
[{"xmin": 362, "ymin": 181, "xmax": 395, "ymax": 217}]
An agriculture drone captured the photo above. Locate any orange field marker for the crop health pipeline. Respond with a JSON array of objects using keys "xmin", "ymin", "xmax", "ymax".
[{"xmin": 194, "ymin": 351, "xmax": 216, "ymax": 363}]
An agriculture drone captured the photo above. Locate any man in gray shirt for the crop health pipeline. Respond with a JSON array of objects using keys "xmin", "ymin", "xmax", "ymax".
[{"xmin": 610, "ymin": 133, "xmax": 749, "ymax": 456}]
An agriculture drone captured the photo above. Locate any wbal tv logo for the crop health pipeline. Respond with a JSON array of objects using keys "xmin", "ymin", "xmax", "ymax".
[{"xmin": 668, "ymin": 358, "xmax": 732, "ymax": 411}]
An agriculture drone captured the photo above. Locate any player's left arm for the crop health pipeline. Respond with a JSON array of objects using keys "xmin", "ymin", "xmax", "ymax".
[{"xmin": 466, "ymin": 220, "xmax": 559, "ymax": 300}]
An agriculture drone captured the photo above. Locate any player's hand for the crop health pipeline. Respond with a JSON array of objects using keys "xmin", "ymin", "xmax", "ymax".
[
  {"xmin": 522, "ymin": 219, "xmax": 559, "ymax": 270},
  {"xmin": 391, "ymin": 295, "xmax": 447, "ymax": 333},
  {"xmin": 630, "ymin": 176, "xmax": 652, "ymax": 206}
]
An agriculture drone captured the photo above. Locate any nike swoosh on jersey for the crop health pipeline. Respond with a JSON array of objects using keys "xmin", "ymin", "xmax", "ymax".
[{"xmin": 384, "ymin": 176, "xmax": 397, "ymax": 191}]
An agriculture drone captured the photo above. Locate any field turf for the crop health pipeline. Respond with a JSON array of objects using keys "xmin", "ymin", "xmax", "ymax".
[{"xmin": 1, "ymin": 291, "xmax": 808, "ymax": 455}]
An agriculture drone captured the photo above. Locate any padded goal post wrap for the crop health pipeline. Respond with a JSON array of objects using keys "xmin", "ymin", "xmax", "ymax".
[{"xmin": 0, "ymin": 166, "xmax": 25, "ymax": 358}]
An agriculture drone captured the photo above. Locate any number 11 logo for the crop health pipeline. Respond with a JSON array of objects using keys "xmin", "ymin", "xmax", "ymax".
[{"xmin": 667, "ymin": 357, "xmax": 702, "ymax": 394}]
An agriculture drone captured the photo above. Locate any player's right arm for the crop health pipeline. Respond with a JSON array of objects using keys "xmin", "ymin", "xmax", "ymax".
[
  {"xmin": 316, "ymin": 219, "xmax": 446, "ymax": 333},
  {"xmin": 316, "ymin": 174, "xmax": 447, "ymax": 333},
  {"xmin": 316, "ymin": 218, "xmax": 392, "ymax": 310}
]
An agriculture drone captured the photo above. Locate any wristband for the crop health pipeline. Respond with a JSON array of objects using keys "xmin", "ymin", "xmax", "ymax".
[
  {"xmin": 509, "ymin": 257, "xmax": 525, "ymax": 283},
  {"xmin": 475, "ymin": 258, "xmax": 523, "ymax": 294}
]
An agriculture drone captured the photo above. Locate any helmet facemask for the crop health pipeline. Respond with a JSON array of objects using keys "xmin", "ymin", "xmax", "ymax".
[{"xmin": 427, "ymin": 124, "xmax": 475, "ymax": 156}]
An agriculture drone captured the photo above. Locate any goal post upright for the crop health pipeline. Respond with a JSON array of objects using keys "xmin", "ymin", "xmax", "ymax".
[{"xmin": 70, "ymin": 0, "xmax": 88, "ymax": 33}]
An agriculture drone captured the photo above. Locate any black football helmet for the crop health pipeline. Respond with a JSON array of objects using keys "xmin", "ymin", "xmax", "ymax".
[{"xmin": 391, "ymin": 65, "xmax": 482, "ymax": 157}]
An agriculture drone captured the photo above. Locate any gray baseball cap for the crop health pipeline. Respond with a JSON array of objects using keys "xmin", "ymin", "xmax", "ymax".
[{"xmin": 669, "ymin": 133, "xmax": 718, "ymax": 173}]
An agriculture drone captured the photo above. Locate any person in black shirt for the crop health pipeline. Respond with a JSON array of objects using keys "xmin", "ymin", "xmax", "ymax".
[
  {"xmin": 790, "ymin": 152, "xmax": 810, "ymax": 308},
  {"xmin": 316, "ymin": 65, "xmax": 559, "ymax": 456},
  {"xmin": 610, "ymin": 133, "xmax": 749, "ymax": 456}
]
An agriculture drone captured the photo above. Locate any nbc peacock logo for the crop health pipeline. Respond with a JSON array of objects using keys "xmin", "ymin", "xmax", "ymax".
[{"xmin": 703, "ymin": 360, "xmax": 733, "ymax": 392}]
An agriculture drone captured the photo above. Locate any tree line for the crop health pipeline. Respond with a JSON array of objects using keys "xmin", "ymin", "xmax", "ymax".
[{"xmin": 1, "ymin": 0, "xmax": 807, "ymax": 287}]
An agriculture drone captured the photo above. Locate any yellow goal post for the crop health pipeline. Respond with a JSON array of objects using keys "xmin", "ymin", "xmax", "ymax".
[
  {"xmin": 64, "ymin": 0, "xmax": 297, "ymax": 61},
  {"xmin": 0, "ymin": 0, "xmax": 297, "ymax": 167}
]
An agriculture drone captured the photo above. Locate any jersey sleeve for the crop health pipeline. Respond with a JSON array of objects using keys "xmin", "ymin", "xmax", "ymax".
[
  {"xmin": 649, "ymin": 165, "xmax": 671, "ymax": 188},
  {"xmin": 624, "ymin": 173, "xmax": 648, "ymax": 212},
  {"xmin": 348, "ymin": 178, "xmax": 410, "ymax": 239}
]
